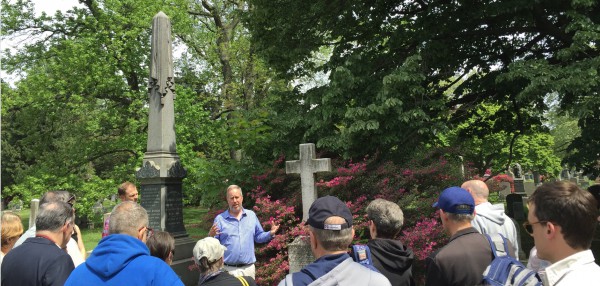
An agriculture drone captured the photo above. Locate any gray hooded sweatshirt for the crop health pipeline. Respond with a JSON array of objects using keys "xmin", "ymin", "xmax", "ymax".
[{"xmin": 472, "ymin": 202, "xmax": 520, "ymax": 259}]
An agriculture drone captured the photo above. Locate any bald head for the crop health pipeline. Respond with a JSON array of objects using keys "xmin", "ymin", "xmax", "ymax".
[{"xmin": 462, "ymin": 180, "xmax": 489, "ymax": 204}]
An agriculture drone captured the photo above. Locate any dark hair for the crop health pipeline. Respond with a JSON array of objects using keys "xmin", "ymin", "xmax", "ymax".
[
  {"xmin": 529, "ymin": 181, "xmax": 598, "ymax": 249},
  {"xmin": 146, "ymin": 231, "xmax": 175, "ymax": 262},
  {"xmin": 36, "ymin": 201, "xmax": 74, "ymax": 232},
  {"xmin": 118, "ymin": 182, "xmax": 136, "ymax": 196},
  {"xmin": 587, "ymin": 184, "xmax": 600, "ymax": 210}
]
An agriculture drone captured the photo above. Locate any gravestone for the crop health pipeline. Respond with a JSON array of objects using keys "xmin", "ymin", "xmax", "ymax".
[
  {"xmin": 512, "ymin": 163, "xmax": 526, "ymax": 195},
  {"xmin": 285, "ymin": 143, "xmax": 332, "ymax": 274},
  {"xmin": 532, "ymin": 171, "xmax": 541, "ymax": 186},
  {"xmin": 505, "ymin": 193, "xmax": 526, "ymax": 221},
  {"xmin": 498, "ymin": 182, "xmax": 512, "ymax": 201},
  {"xmin": 570, "ymin": 177, "xmax": 579, "ymax": 185},
  {"xmin": 560, "ymin": 167, "xmax": 571, "ymax": 181},
  {"xmin": 29, "ymin": 199, "xmax": 40, "ymax": 228},
  {"xmin": 135, "ymin": 12, "xmax": 195, "ymax": 285},
  {"xmin": 523, "ymin": 181, "xmax": 536, "ymax": 197},
  {"xmin": 514, "ymin": 179, "xmax": 526, "ymax": 195}
]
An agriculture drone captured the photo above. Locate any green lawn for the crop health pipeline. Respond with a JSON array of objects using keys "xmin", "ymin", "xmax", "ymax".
[{"xmin": 18, "ymin": 206, "xmax": 209, "ymax": 255}]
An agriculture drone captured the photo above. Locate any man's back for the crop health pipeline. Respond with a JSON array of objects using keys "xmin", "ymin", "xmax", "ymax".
[
  {"xmin": 367, "ymin": 239, "xmax": 414, "ymax": 286},
  {"xmin": 279, "ymin": 254, "xmax": 391, "ymax": 286},
  {"xmin": 65, "ymin": 234, "xmax": 183, "ymax": 286},
  {"xmin": 2, "ymin": 237, "xmax": 75, "ymax": 286},
  {"xmin": 472, "ymin": 202, "xmax": 519, "ymax": 258},
  {"xmin": 425, "ymin": 228, "xmax": 497, "ymax": 286}
]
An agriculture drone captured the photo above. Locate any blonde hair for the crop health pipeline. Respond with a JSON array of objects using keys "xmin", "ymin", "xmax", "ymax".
[{"xmin": 1, "ymin": 211, "xmax": 24, "ymax": 247}]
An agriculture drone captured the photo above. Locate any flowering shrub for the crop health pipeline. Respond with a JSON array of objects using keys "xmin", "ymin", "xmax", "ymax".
[{"xmin": 202, "ymin": 148, "xmax": 467, "ymax": 285}]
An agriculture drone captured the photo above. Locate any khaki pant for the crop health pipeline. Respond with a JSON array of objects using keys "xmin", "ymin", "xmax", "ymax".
[{"xmin": 224, "ymin": 263, "xmax": 256, "ymax": 279}]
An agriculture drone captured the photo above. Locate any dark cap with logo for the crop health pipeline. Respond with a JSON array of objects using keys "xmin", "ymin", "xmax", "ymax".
[
  {"xmin": 433, "ymin": 186, "xmax": 475, "ymax": 214},
  {"xmin": 307, "ymin": 196, "xmax": 353, "ymax": 230}
]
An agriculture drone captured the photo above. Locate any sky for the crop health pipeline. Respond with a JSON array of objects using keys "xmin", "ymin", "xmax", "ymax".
[{"xmin": 2, "ymin": 1, "xmax": 81, "ymax": 83}]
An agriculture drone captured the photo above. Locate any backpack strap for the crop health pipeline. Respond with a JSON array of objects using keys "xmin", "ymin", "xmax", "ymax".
[
  {"xmin": 352, "ymin": 244, "xmax": 373, "ymax": 266},
  {"xmin": 237, "ymin": 276, "xmax": 249, "ymax": 286},
  {"xmin": 351, "ymin": 244, "xmax": 381, "ymax": 273},
  {"xmin": 485, "ymin": 233, "xmax": 511, "ymax": 259}
]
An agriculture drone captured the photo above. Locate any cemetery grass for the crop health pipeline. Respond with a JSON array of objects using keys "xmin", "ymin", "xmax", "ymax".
[{"xmin": 20, "ymin": 207, "xmax": 209, "ymax": 252}]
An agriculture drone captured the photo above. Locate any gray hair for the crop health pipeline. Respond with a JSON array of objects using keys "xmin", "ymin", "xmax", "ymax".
[
  {"xmin": 310, "ymin": 216, "xmax": 353, "ymax": 251},
  {"xmin": 198, "ymin": 257, "xmax": 223, "ymax": 275},
  {"xmin": 109, "ymin": 201, "xmax": 148, "ymax": 236},
  {"xmin": 447, "ymin": 212, "xmax": 475, "ymax": 223},
  {"xmin": 40, "ymin": 190, "xmax": 72, "ymax": 205},
  {"xmin": 226, "ymin": 185, "xmax": 243, "ymax": 196},
  {"xmin": 36, "ymin": 201, "xmax": 74, "ymax": 232},
  {"xmin": 366, "ymin": 199, "xmax": 404, "ymax": 238}
]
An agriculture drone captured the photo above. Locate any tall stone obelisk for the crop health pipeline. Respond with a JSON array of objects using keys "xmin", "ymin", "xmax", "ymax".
[{"xmin": 136, "ymin": 12, "xmax": 196, "ymax": 284}]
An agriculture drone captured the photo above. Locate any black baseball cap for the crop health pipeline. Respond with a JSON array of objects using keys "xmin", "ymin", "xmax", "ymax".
[{"xmin": 307, "ymin": 196, "xmax": 353, "ymax": 230}]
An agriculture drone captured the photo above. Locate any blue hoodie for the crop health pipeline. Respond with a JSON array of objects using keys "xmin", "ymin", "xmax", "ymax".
[{"xmin": 65, "ymin": 234, "xmax": 183, "ymax": 286}]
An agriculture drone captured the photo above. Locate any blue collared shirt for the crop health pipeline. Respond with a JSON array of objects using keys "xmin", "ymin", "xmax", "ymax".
[{"xmin": 214, "ymin": 208, "xmax": 273, "ymax": 264}]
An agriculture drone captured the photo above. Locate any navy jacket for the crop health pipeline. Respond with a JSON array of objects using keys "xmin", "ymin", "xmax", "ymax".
[{"xmin": 1, "ymin": 237, "xmax": 75, "ymax": 286}]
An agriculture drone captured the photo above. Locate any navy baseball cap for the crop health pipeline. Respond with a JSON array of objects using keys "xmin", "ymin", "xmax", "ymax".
[
  {"xmin": 433, "ymin": 186, "xmax": 475, "ymax": 214},
  {"xmin": 307, "ymin": 196, "xmax": 353, "ymax": 230}
]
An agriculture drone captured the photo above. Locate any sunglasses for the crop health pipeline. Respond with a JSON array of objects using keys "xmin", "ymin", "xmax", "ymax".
[{"xmin": 522, "ymin": 221, "xmax": 548, "ymax": 235}]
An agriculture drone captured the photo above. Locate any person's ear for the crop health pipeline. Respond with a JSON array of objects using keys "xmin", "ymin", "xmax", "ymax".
[
  {"xmin": 546, "ymin": 222, "xmax": 558, "ymax": 238},
  {"xmin": 309, "ymin": 229, "xmax": 318, "ymax": 250},
  {"xmin": 138, "ymin": 227, "xmax": 146, "ymax": 241},
  {"xmin": 369, "ymin": 221, "xmax": 377, "ymax": 239}
]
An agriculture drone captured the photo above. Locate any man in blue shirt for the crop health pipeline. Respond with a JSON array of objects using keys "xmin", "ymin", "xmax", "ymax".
[{"xmin": 208, "ymin": 185, "xmax": 279, "ymax": 278}]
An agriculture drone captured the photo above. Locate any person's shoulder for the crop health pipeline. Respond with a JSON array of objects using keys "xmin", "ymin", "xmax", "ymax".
[
  {"xmin": 341, "ymin": 261, "xmax": 391, "ymax": 286},
  {"xmin": 239, "ymin": 275, "xmax": 258, "ymax": 286}
]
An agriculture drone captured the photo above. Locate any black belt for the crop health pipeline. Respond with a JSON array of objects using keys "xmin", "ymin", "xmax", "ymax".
[{"xmin": 225, "ymin": 263, "xmax": 253, "ymax": 267}]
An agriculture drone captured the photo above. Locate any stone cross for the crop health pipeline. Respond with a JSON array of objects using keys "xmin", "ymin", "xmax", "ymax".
[{"xmin": 286, "ymin": 143, "xmax": 332, "ymax": 221}]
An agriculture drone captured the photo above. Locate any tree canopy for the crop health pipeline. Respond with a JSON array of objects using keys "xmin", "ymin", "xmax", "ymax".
[{"xmin": 248, "ymin": 0, "xmax": 600, "ymax": 174}]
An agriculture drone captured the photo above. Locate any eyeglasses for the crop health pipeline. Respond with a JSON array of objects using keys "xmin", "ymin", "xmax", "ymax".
[
  {"xmin": 67, "ymin": 195, "xmax": 76, "ymax": 207},
  {"xmin": 523, "ymin": 221, "xmax": 548, "ymax": 235}
]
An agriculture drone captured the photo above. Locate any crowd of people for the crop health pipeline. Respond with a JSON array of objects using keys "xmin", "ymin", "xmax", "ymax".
[{"xmin": 1, "ymin": 180, "xmax": 598, "ymax": 285}]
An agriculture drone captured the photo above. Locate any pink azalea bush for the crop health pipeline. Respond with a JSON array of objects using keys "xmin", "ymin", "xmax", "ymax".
[{"xmin": 202, "ymin": 149, "xmax": 466, "ymax": 285}]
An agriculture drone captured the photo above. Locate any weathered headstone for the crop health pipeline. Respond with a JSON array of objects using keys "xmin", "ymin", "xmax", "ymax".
[
  {"xmin": 135, "ymin": 12, "xmax": 195, "ymax": 285},
  {"xmin": 505, "ymin": 193, "xmax": 526, "ymax": 221},
  {"xmin": 285, "ymin": 143, "xmax": 332, "ymax": 275},
  {"xmin": 29, "ymin": 199, "xmax": 40, "ymax": 228},
  {"xmin": 560, "ymin": 167, "xmax": 571, "ymax": 181},
  {"xmin": 532, "ymin": 171, "xmax": 541, "ymax": 186},
  {"xmin": 498, "ymin": 182, "xmax": 512, "ymax": 201},
  {"xmin": 523, "ymin": 181, "xmax": 535, "ymax": 197},
  {"xmin": 286, "ymin": 143, "xmax": 332, "ymax": 222},
  {"xmin": 513, "ymin": 179, "xmax": 525, "ymax": 195},
  {"xmin": 570, "ymin": 177, "xmax": 579, "ymax": 185}
]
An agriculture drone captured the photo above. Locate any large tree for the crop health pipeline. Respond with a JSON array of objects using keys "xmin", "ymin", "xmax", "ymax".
[
  {"xmin": 248, "ymin": 0, "xmax": 600, "ymax": 165},
  {"xmin": 0, "ymin": 0, "xmax": 288, "ymax": 210}
]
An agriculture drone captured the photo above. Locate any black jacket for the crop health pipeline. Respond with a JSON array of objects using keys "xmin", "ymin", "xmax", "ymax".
[
  {"xmin": 367, "ymin": 238, "xmax": 415, "ymax": 286},
  {"xmin": 425, "ymin": 227, "xmax": 506, "ymax": 286},
  {"xmin": 1, "ymin": 237, "xmax": 75, "ymax": 286}
]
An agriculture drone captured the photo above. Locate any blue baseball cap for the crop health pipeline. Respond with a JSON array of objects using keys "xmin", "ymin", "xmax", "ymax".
[{"xmin": 433, "ymin": 186, "xmax": 475, "ymax": 214}]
